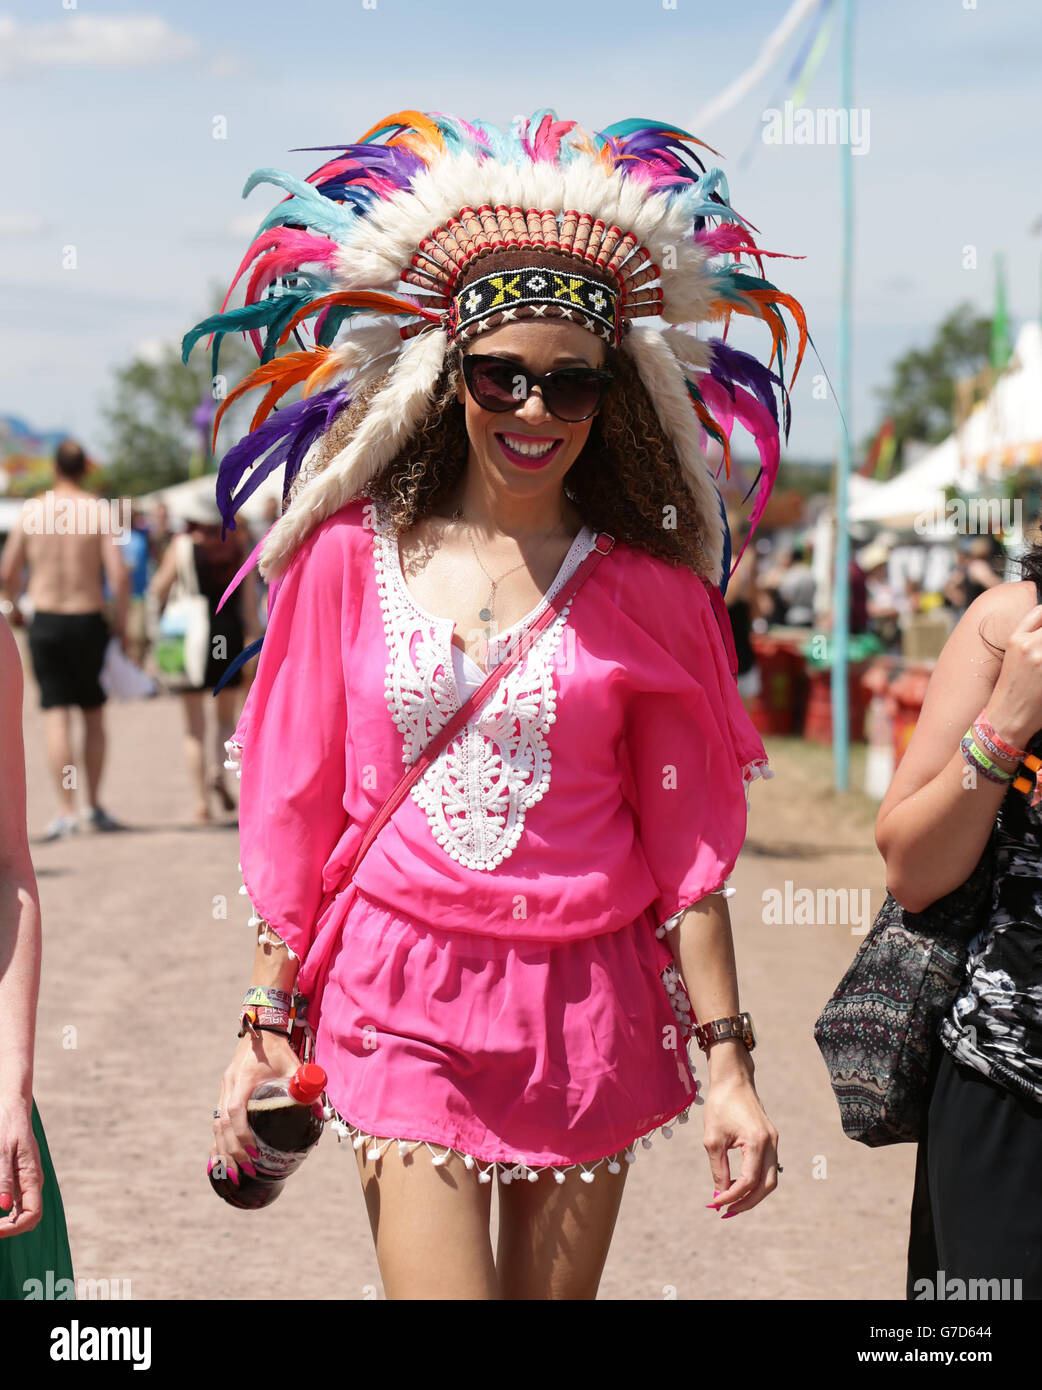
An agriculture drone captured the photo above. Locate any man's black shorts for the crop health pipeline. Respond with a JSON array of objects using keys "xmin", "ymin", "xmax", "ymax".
[{"xmin": 28, "ymin": 610, "xmax": 110, "ymax": 710}]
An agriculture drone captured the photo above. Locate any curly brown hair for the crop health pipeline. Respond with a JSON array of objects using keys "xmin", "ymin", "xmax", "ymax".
[{"xmin": 310, "ymin": 340, "xmax": 717, "ymax": 572}]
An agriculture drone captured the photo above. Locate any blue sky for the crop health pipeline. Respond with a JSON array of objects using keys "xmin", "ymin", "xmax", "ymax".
[{"xmin": 2, "ymin": 0, "xmax": 1040, "ymax": 473}]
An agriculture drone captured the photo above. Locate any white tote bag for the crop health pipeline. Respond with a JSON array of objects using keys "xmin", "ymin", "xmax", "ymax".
[{"xmin": 155, "ymin": 533, "xmax": 211, "ymax": 688}]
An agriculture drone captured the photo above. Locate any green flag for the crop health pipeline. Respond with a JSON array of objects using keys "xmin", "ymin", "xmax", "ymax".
[{"xmin": 991, "ymin": 252, "xmax": 1012, "ymax": 371}]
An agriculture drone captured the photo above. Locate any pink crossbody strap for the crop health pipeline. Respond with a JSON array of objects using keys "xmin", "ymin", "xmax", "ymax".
[{"xmin": 343, "ymin": 529, "xmax": 615, "ymax": 883}]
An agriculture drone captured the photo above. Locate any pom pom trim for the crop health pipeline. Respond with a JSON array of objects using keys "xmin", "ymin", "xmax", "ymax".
[{"xmin": 326, "ymin": 1098, "xmax": 699, "ymax": 1184}]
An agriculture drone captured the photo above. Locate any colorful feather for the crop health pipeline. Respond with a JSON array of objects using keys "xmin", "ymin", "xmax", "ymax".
[{"xmin": 183, "ymin": 106, "xmax": 809, "ymax": 604}]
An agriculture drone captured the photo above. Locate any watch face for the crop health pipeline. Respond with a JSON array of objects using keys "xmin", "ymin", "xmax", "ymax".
[{"xmin": 743, "ymin": 1013, "xmax": 757, "ymax": 1049}]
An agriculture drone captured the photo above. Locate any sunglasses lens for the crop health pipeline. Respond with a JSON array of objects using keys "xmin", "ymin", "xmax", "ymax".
[
  {"xmin": 464, "ymin": 358, "xmax": 611, "ymax": 421},
  {"xmin": 466, "ymin": 360, "xmax": 521, "ymax": 411},
  {"xmin": 543, "ymin": 371, "xmax": 609, "ymax": 421}
]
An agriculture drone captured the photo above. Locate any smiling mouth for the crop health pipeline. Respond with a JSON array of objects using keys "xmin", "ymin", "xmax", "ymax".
[{"xmin": 495, "ymin": 432, "xmax": 564, "ymax": 464}]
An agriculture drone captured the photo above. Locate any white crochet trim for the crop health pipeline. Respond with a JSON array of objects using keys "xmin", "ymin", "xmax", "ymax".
[
  {"xmin": 326, "ymin": 1099, "xmax": 698, "ymax": 1184},
  {"xmin": 656, "ymin": 877, "xmax": 737, "ymax": 937},
  {"xmin": 742, "ymin": 756, "xmax": 773, "ymax": 810},
  {"xmin": 372, "ymin": 505, "xmax": 597, "ymax": 872},
  {"xmin": 743, "ymin": 757, "xmax": 772, "ymax": 786},
  {"xmin": 235, "ymin": 858, "xmax": 299, "ymax": 960},
  {"xmin": 226, "ymin": 740, "xmax": 300, "ymax": 958}
]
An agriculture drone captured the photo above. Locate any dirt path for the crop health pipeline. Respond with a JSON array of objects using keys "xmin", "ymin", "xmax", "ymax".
[{"xmin": 17, "ymin": 634, "xmax": 912, "ymax": 1301}]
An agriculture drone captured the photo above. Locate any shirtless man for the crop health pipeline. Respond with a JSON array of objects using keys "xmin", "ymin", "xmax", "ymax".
[{"xmin": 0, "ymin": 440, "xmax": 129, "ymax": 840}]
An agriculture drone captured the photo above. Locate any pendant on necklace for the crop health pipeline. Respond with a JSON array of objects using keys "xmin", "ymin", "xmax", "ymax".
[{"xmin": 479, "ymin": 607, "xmax": 493, "ymax": 622}]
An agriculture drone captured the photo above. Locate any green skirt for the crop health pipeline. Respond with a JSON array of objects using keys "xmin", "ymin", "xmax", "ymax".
[{"xmin": 0, "ymin": 1098, "xmax": 75, "ymax": 1301}]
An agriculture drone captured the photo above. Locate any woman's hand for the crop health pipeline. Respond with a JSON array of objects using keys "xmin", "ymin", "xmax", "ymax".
[
  {"xmin": 210, "ymin": 1029, "xmax": 303, "ymax": 1186},
  {"xmin": 982, "ymin": 603, "xmax": 1042, "ymax": 750},
  {"xmin": 702, "ymin": 1047, "xmax": 779, "ymax": 1217},
  {"xmin": 0, "ymin": 1099, "xmax": 43, "ymax": 1238}
]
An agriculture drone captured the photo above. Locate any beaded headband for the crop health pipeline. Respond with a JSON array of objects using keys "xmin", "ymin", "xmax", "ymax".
[
  {"xmin": 400, "ymin": 205, "xmax": 660, "ymax": 347},
  {"xmin": 183, "ymin": 108, "xmax": 808, "ymax": 595}
]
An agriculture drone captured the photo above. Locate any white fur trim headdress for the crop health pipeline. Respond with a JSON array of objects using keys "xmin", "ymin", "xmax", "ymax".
[{"xmin": 182, "ymin": 108, "xmax": 807, "ymax": 596}]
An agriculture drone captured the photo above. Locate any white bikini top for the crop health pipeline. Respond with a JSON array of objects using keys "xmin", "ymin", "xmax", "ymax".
[{"xmin": 451, "ymin": 642, "xmax": 490, "ymax": 700}]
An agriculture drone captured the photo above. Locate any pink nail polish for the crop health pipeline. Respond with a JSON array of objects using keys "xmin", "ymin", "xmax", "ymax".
[
  {"xmin": 228, "ymin": 1168, "xmax": 240, "ymax": 1188},
  {"xmin": 0, "ymin": 1192, "xmax": 11, "ymax": 1210},
  {"xmin": 245, "ymin": 1145, "xmax": 259, "ymax": 1160},
  {"xmin": 206, "ymin": 1158, "xmax": 213, "ymax": 1177},
  {"xmin": 721, "ymin": 1211, "xmax": 736, "ymax": 1219},
  {"xmin": 241, "ymin": 1161, "xmax": 257, "ymax": 1177}
]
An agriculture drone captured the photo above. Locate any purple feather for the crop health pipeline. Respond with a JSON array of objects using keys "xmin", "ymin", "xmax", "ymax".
[
  {"xmin": 708, "ymin": 339, "xmax": 791, "ymax": 441},
  {"xmin": 294, "ymin": 142, "xmax": 425, "ymax": 189},
  {"xmin": 214, "ymin": 388, "xmax": 350, "ymax": 528}
]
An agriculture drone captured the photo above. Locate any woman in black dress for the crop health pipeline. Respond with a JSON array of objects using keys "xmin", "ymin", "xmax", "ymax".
[
  {"xmin": 876, "ymin": 540, "xmax": 1042, "ymax": 1299},
  {"xmin": 149, "ymin": 497, "xmax": 261, "ymax": 822}
]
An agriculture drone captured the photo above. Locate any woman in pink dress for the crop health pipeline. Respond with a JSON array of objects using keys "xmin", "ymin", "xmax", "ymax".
[{"xmin": 196, "ymin": 109, "xmax": 807, "ymax": 1299}]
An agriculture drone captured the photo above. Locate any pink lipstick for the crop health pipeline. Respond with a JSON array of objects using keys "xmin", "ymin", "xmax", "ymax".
[{"xmin": 494, "ymin": 433, "xmax": 564, "ymax": 470}]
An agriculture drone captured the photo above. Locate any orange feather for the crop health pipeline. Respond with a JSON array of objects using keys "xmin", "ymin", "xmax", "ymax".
[
  {"xmin": 274, "ymin": 290, "xmax": 439, "ymax": 350},
  {"xmin": 211, "ymin": 348, "xmax": 328, "ymax": 449},
  {"xmin": 355, "ymin": 109, "xmax": 446, "ymax": 161}
]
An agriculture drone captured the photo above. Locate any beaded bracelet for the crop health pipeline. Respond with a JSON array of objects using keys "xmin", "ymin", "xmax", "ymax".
[
  {"xmin": 977, "ymin": 710, "xmax": 1029, "ymax": 763},
  {"xmin": 960, "ymin": 732, "xmax": 1015, "ymax": 784}
]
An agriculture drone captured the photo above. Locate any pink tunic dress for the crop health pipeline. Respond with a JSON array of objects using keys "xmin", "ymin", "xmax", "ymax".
[{"xmin": 226, "ymin": 495, "xmax": 769, "ymax": 1183}]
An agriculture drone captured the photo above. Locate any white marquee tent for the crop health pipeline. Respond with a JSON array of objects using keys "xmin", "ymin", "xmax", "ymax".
[{"xmin": 849, "ymin": 320, "xmax": 1042, "ymax": 532}]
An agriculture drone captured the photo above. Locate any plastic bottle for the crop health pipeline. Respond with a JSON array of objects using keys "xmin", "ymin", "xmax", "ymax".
[{"xmin": 210, "ymin": 1062, "xmax": 327, "ymax": 1210}]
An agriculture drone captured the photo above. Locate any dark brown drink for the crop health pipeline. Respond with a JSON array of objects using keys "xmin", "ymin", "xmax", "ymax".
[{"xmin": 210, "ymin": 1063, "xmax": 326, "ymax": 1210}]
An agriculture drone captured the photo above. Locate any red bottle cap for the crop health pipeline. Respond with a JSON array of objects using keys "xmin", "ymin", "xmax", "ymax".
[{"xmin": 289, "ymin": 1063, "xmax": 327, "ymax": 1104}]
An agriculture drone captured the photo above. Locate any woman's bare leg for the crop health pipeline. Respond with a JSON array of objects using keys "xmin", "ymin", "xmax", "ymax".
[
  {"xmin": 179, "ymin": 691, "xmax": 209, "ymax": 821},
  {"xmin": 211, "ymin": 685, "xmax": 238, "ymax": 808},
  {"xmin": 353, "ymin": 1137, "xmax": 500, "ymax": 1299},
  {"xmin": 495, "ymin": 1160, "xmax": 629, "ymax": 1300}
]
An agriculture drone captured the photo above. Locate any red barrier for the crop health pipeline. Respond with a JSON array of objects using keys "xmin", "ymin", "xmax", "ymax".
[
  {"xmin": 890, "ymin": 664, "xmax": 935, "ymax": 765},
  {"xmin": 749, "ymin": 633, "xmax": 808, "ymax": 736},
  {"xmin": 802, "ymin": 661, "xmax": 871, "ymax": 744}
]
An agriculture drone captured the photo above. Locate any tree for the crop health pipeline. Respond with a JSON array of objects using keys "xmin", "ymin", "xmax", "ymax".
[
  {"xmin": 100, "ymin": 282, "xmax": 260, "ymax": 498},
  {"xmin": 864, "ymin": 302, "xmax": 993, "ymax": 470}
]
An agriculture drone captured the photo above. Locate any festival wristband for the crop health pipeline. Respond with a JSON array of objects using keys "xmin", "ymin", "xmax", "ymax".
[
  {"xmin": 971, "ymin": 721, "xmax": 1013, "ymax": 763},
  {"xmin": 961, "ymin": 733, "xmax": 1014, "ymax": 784},
  {"xmin": 977, "ymin": 711, "xmax": 1029, "ymax": 763},
  {"xmin": 241, "ymin": 986, "xmax": 294, "ymax": 1011}
]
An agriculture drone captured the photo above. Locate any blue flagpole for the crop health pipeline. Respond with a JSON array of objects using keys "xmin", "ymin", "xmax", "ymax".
[{"xmin": 832, "ymin": 0, "xmax": 855, "ymax": 791}]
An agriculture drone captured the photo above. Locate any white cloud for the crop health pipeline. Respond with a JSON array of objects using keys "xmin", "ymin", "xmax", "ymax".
[
  {"xmin": 0, "ymin": 212, "xmax": 44, "ymax": 237},
  {"xmin": 206, "ymin": 54, "xmax": 252, "ymax": 80},
  {"xmin": 0, "ymin": 13, "xmax": 199, "ymax": 72},
  {"xmin": 134, "ymin": 338, "xmax": 171, "ymax": 367}
]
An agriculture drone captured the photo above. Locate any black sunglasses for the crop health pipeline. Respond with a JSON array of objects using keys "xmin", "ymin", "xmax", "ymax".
[{"xmin": 460, "ymin": 353, "xmax": 614, "ymax": 423}]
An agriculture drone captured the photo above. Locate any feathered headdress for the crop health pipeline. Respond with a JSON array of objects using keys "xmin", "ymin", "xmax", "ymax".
[{"xmin": 183, "ymin": 107, "xmax": 807, "ymax": 605}]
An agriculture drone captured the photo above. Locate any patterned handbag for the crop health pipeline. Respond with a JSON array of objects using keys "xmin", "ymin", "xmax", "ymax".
[{"xmin": 812, "ymin": 830, "xmax": 997, "ymax": 1146}]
